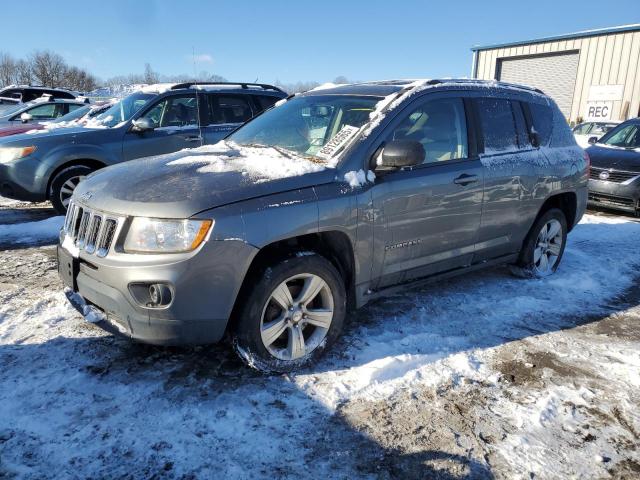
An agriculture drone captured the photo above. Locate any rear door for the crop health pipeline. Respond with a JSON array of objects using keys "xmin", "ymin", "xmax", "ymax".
[
  {"xmin": 200, "ymin": 94, "xmax": 255, "ymax": 144},
  {"xmin": 472, "ymin": 96, "xmax": 546, "ymax": 261},
  {"xmin": 122, "ymin": 93, "xmax": 202, "ymax": 161},
  {"xmin": 369, "ymin": 92, "xmax": 484, "ymax": 288}
]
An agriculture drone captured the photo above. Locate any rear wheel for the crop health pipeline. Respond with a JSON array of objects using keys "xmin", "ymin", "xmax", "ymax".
[
  {"xmin": 511, "ymin": 208, "xmax": 567, "ymax": 278},
  {"xmin": 49, "ymin": 165, "xmax": 93, "ymax": 214},
  {"xmin": 232, "ymin": 253, "xmax": 346, "ymax": 373}
]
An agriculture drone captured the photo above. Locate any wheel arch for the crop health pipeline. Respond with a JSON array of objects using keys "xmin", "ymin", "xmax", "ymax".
[
  {"xmin": 535, "ymin": 191, "xmax": 578, "ymax": 232},
  {"xmin": 46, "ymin": 158, "xmax": 106, "ymax": 199},
  {"xmin": 227, "ymin": 230, "xmax": 357, "ymax": 333}
]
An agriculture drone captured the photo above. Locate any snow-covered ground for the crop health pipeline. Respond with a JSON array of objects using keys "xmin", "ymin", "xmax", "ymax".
[{"xmin": 1, "ymin": 198, "xmax": 639, "ymax": 479}]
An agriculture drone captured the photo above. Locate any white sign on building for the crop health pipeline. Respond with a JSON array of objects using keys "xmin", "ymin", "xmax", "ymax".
[
  {"xmin": 588, "ymin": 84, "xmax": 624, "ymax": 102},
  {"xmin": 585, "ymin": 101, "xmax": 614, "ymax": 121}
]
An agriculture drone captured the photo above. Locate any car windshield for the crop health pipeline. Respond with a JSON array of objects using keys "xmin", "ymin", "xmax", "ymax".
[
  {"xmin": 598, "ymin": 123, "xmax": 640, "ymax": 149},
  {"xmin": 0, "ymin": 102, "xmax": 29, "ymax": 118},
  {"xmin": 91, "ymin": 93, "xmax": 155, "ymax": 128},
  {"xmin": 228, "ymin": 95, "xmax": 380, "ymax": 161}
]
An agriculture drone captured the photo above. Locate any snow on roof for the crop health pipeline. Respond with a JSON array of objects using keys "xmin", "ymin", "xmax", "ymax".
[{"xmin": 471, "ymin": 23, "xmax": 640, "ymax": 51}]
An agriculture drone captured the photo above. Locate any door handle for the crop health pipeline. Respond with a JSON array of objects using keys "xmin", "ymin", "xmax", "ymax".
[
  {"xmin": 183, "ymin": 135, "xmax": 202, "ymax": 142},
  {"xmin": 453, "ymin": 174, "xmax": 479, "ymax": 186}
]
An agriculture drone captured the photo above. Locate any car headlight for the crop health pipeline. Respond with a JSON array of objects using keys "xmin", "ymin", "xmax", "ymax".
[
  {"xmin": 123, "ymin": 218, "xmax": 213, "ymax": 253},
  {"xmin": 0, "ymin": 146, "xmax": 37, "ymax": 164}
]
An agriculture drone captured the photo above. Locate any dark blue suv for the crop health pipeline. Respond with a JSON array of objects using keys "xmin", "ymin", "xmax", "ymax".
[{"xmin": 0, "ymin": 82, "xmax": 286, "ymax": 212}]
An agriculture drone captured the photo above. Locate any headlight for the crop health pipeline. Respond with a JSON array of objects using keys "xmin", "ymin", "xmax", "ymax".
[
  {"xmin": 0, "ymin": 146, "xmax": 37, "ymax": 164},
  {"xmin": 123, "ymin": 218, "xmax": 213, "ymax": 253}
]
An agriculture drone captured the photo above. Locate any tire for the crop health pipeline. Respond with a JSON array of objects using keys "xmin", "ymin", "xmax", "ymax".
[
  {"xmin": 232, "ymin": 253, "xmax": 346, "ymax": 373},
  {"xmin": 49, "ymin": 165, "xmax": 93, "ymax": 214},
  {"xmin": 511, "ymin": 208, "xmax": 568, "ymax": 278}
]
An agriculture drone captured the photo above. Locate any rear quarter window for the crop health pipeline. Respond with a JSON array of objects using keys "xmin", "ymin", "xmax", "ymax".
[
  {"xmin": 527, "ymin": 102, "xmax": 553, "ymax": 147},
  {"xmin": 255, "ymin": 95, "xmax": 279, "ymax": 111},
  {"xmin": 548, "ymin": 103, "xmax": 576, "ymax": 147}
]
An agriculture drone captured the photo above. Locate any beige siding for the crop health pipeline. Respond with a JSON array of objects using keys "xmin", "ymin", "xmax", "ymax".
[{"xmin": 474, "ymin": 29, "xmax": 640, "ymax": 123}]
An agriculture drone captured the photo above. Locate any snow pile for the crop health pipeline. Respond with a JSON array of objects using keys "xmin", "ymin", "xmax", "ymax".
[
  {"xmin": 166, "ymin": 141, "xmax": 327, "ymax": 181},
  {"xmin": 0, "ymin": 216, "xmax": 63, "ymax": 245},
  {"xmin": 344, "ymin": 169, "xmax": 375, "ymax": 187},
  {"xmin": 295, "ymin": 214, "xmax": 640, "ymax": 409}
]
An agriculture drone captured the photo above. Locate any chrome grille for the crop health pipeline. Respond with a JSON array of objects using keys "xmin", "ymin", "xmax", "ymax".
[
  {"xmin": 590, "ymin": 167, "xmax": 640, "ymax": 183},
  {"xmin": 62, "ymin": 201, "xmax": 120, "ymax": 257}
]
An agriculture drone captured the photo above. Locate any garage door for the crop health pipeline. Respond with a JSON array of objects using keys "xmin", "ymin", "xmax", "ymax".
[{"xmin": 498, "ymin": 52, "xmax": 579, "ymax": 118}]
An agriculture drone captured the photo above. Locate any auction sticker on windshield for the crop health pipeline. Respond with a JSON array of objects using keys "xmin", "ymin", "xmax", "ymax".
[{"xmin": 316, "ymin": 125, "xmax": 359, "ymax": 160}]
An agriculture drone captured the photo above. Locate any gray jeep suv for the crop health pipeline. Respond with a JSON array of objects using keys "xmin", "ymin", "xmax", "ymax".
[
  {"xmin": 0, "ymin": 82, "xmax": 285, "ymax": 212},
  {"xmin": 58, "ymin": 79, "xmax": 588, "ymax": 372}
]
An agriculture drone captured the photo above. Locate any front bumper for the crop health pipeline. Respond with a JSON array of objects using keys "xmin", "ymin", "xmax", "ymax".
[
  {"xmin": 588, "ymin": 179, "xmax": 640, "ymax": 213},
  {"xmin": 0, "ymin": 156, "xmax": 48, "ymax": 202},
  {"xmin": 58, "ymin": 236, "xmax": 259, "ymax": 346}
]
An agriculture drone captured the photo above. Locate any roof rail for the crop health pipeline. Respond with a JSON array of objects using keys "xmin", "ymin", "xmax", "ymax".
[
  {"xmin": 170, "ymin": 82, "xmax": 285, "ymax": 93},
  {"xmin": 426, "ymin": 78, "xmax": 545, "ymax": 95}
]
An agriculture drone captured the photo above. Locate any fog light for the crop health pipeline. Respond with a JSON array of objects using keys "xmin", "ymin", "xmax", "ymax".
[{"xmin": 148, "ymin": 283, "xmax": 172, "ymax": 307}]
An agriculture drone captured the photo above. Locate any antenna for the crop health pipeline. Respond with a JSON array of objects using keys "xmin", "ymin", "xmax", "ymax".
[{"xmin": 192, "ymin": 46, "xmax": 203, "ymax": 145}]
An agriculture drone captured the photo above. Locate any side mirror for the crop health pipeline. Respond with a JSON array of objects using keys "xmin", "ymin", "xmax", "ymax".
[
  {"xmin": 131, "ymin": 117, "xmax": 154, "ymax": 133},
  {"xmin": 587, "ymin": 136, "xmax": 598, "ymax": 145},
  {"xmin": 376, "ymin": 140, "xmax": 425, "ymax": 169},
  {"xmin": 20, "ymin": 113, "xmax": 33, "ymax": 124}
]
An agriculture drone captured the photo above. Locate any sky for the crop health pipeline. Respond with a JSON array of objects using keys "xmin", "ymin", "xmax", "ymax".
[{"xmin": 2, "ymin": 0, "xmax": 639, "ymax": 84}]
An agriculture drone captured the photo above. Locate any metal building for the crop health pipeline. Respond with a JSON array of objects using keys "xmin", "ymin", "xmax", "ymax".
[{"xmin": 471, "ymin": 24, "xmax": 640, "ymax": 125}]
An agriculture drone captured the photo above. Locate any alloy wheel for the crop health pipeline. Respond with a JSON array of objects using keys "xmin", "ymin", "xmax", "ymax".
[
  {"xmin": 260, "ymin": 273, "xmax": 334, "ymax": 361},
  {"xmin": 59, "ymin": 175, "xmax": 86, "ymax": 208},
  {"xmin": 533, "ymin": 219, "xmax": 563, "ymax": 275}
]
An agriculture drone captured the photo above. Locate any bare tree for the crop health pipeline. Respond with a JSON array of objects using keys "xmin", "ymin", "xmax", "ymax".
[
  {"xmin": 0, "ymin": 52, "xmax": 17, "ymax": 87},
  {"xmin": 143, "ymin": 63, "xmax": 159, "ymax": 84},
  {"xmin": 14, "ymin": 60, "xmax": 32, "ymax": 85},
  {"xmin": 30, "ymin": 50, "xmax": 67, "ymax": 87}
]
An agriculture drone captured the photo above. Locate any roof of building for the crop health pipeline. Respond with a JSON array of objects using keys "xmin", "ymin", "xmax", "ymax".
[{"xmin": 471, "ymin": 23, "xmax": 640, "ymax": 52}]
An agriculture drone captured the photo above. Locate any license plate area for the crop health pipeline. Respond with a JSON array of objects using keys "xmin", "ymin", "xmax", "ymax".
[{"xmin": 57, "ymin": 245, "xmax": 79, "ymax": 291}]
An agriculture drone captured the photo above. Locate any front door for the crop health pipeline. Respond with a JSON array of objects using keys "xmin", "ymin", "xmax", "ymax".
[
  {"xmin": 370, "ymin": 94, "xmax": 484, "ymax": 288},
  {"xmin": 122, "ymin": 94, "xmax": 202, "ymax": 161}
]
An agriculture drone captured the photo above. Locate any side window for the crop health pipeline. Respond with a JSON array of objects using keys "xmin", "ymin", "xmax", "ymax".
[
  {"xmin": 527, "ymin": 102, "xmax": 553, "ymax": 146},
  {"xmin": 387, "ymin": 97, "xmax": 468, "ymax": 164},
  {"xmin": 256, "ymin": 95, "xmax": 279, "ymax": 111},
  {"xmin": 476, "ymin": 98, "xmax": 518, "ymax": 153},
  {"xmin": 207, "ymin": 94, "xmax": 253, "ymax": 125},
  {"xmin": 22, "ymin": 103, "xmax": 58, "ymax": 119},
  {"xmin": 0, "ymin": 89, "xmax": 21, "ymax": 99},
  {"xmin": 140, "ymin": 95, "xmax": 198, "ymax": 128}
]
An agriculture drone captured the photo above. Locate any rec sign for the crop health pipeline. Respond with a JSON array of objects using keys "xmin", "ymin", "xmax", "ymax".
[{"xmin": 585, "ymin": 101, "xmax": 613, "ymax": 121}]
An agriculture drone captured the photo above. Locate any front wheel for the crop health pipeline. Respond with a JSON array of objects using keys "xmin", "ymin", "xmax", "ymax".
[
  {"xmin": 232, "ymin": 253, "xmax": 346, "ymax": 373},
  {"xmin": 49, "ymin": 165, "xmax": 93, "ymax": 214},
  {"xmin": 512, "ymin": 208, "xmax": 568, "ymax": 278}
]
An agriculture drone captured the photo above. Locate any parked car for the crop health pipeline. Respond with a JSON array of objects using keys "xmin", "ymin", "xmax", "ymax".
[
  {"xmin": 0, "ymin": 82, "xmax": 286, "ymax": 212},
  {"xmin": 57, "ymin": 79, "xmax": 588, "ymax": 373},
  {"xmin": 573, "ymin": 121, "xmax": 619, "ymax": 148},
  {"xmin": 0, "ymin": 85, "xmax": 77, "ymax": 107},
  {"xmin": 586, "ymin": 118, "xmax": 640, "ymax": 215},
  {"xmin": 0, "ymin": 97, "xmax": 90, "ymax": 126},
  {"xmin": 0, "ymin": 102, "xmax": 112, "ymax": 138}
]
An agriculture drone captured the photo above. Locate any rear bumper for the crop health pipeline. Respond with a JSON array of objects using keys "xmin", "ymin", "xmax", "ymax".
[{"xmin": 588, "ymin": 179, "xmax": 640, "ymax": 213}]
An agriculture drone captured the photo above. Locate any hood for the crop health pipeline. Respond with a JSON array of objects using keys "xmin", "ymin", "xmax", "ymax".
[
  {"xmin": 0, "ymin": 125, "xmax": 108, "ymax": 145},
  {"xmin": 74, "ymin": 142, "xmax": 337, "ymax": 218},
  {"xmin": 587, "ymin": 144, "xmax": 640, "ymax": 172},
  {"xmin": 0, "ymin": 124, "xmax": 44, "ymax": 137}
]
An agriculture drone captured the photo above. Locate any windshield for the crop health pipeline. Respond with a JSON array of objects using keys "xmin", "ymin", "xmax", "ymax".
[
  {"xmin": 91, "ymin": 93, "xmax": 155, "ymax": 128},
  {"xmin": 0, "ymin": 102, "xmax": 29, "ymax": 118},
  {"xmin": 598, "ymin": 123, "xmax": 640, "ymax": 149},
  {"xmin": 228, "ymin": 95, "xmax": 380, "ymax": 160}
]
